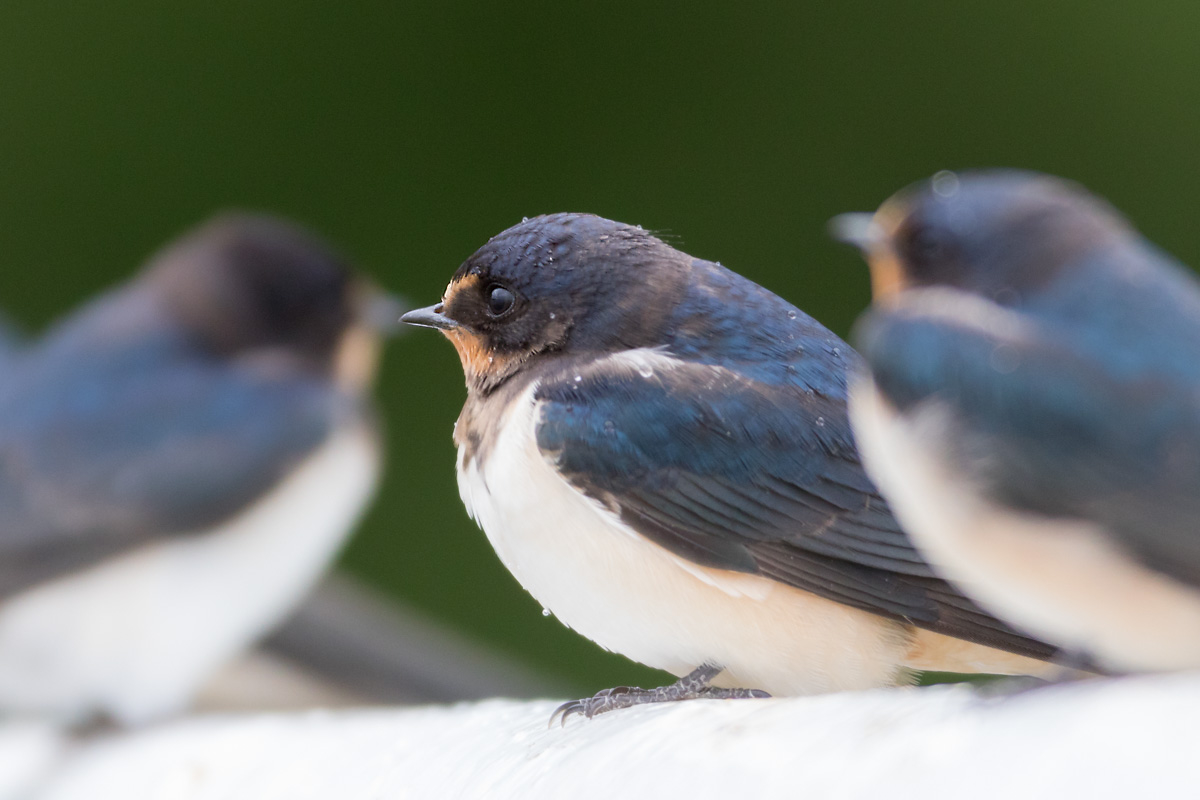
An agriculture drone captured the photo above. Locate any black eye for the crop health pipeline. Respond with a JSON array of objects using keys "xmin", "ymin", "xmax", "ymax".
[
  {"xmin": 486, "ymin": 285, "xmax": 515, "ymax": 317},
  {"xmin": 902, "ymin": 224, "xmax": 950, "ymax": 266}
]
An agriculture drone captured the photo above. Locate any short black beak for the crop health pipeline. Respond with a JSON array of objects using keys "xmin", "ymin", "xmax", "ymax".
[
  {"xmin": 827, "ymin": 212, "xmax": 879, "ymax": 252},
  {"xmin": 360, "ymin": 292, "xmax": 411, "ymax": 337},
  {"xmin": 400, "ymin": 303, "xmax": 461, "ymax": 331}
]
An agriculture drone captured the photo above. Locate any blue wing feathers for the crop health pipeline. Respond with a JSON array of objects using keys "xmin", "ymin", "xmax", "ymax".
[{"xmin": 534, "ymin": 352, "xmax": 1056, "ymax": 659}]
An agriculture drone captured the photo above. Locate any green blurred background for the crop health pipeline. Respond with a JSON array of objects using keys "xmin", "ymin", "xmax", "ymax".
[{"xmin": 1, "ymin": 0, "xmax": 1197, "ymax": 695}]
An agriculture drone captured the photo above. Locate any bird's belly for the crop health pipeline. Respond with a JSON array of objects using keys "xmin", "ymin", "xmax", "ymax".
[
  {"xmin": 456, "ymin": 390, "xmax": 917, "ymax": 695},
  {"xmin": 0, "ymin": 425, "xmax": 379, "ymax": 724},
  {"xmin": 850, "ymin": 377, "xmax": 1200, "ymax": 672}
]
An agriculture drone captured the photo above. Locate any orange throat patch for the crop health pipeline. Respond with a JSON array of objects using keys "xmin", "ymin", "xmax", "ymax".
[
  {"xmin": 866, "ymin": 198, "xmax": 914, "ymax": 303},
  {"xmin": 866, "ymin": 249, "xmax": 908, "ymax": 302},
  {"xmin": 442, "ymin": 327, "xmax": 523, "ymax": 390}
]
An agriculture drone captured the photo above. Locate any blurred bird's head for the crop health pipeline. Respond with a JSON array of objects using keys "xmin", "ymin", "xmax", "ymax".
[
  {"xmin": 831, "ymin": 170, "xmax": 1133, "ymax": 306},
  {"xmin": 145, "ymin": 213, "xmax": 406, "ymax": 390},
  {"xmin": 401, "ymin": 213, "xmax": 699, "ymax": 393}
]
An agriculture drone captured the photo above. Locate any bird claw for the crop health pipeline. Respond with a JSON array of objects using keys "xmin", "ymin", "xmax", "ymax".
[
  {"xmin": 549, "ymin": 685, "xmax": 643, "ymax": 726},
  {"xmin": 547, "ymin": 668, "xmax": 771, "ymax": 727},
  {"xmin": 548, "ymin": 700, "xmax": 581, "ymax": 728}
]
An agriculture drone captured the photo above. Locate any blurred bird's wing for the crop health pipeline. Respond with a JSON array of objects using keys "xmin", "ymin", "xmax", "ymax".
[
  {"xmin": 857, "ymin": 297, "xmax": 1200, "ymax": 590},
  {"xmin": 534, "ymin": 352, "xmax": 1056, "ymax": 661},
  {"xmin": 0, "ymin": 355, "xmax": 343, "ymax": 598}
]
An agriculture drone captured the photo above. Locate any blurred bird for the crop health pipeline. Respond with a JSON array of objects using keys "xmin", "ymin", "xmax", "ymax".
[
  {"xmin": 402, "ymin": 213, "xmax": 1058, "ymax": 721},
  {"xmin": 838, "ymin": 169, "xmax": 1200, "ymax": 674},
  {"xmin": 0, "ymin": 213, "xmax": 404, "ymax": 724}
]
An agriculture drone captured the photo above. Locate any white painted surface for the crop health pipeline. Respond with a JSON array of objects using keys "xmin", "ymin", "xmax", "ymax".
[
  {"xmin": 0, "ymin": 720, "xmax": 64, "ymax": 799},
  {"xmin": 9, "ymin": 675, "xmax": 1200, "ymax": 800}
]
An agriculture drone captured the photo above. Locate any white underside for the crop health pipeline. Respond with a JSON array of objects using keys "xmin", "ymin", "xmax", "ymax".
[
  {"xmin": 0, "ymin": 426, "xmax": 379, "ymax": 724},
  {"xmin": 850, "ymin": 376, "xmax": 1200, "ymax": 673},
  {"xmin": 456, "ymin": 354, "xmax": 1046, "ymax": 695}
]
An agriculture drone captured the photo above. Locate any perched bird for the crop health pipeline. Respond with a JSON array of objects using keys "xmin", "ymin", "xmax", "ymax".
[
  {"xmin": 838, "ymin": 169, "xmax": 1200, "ymax": 674},
  {"xmin": 0, "ymin": 213, "xmax": 404, "ymax": 724},
  {"xmin": 402, "ymin": 213, "xmax": 1058, "ymax": 721}
]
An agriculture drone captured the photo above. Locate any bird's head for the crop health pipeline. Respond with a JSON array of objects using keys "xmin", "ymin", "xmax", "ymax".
[
  {"xmin": 402, "ymin": 213, "xmax": 692, "ymax": 393},
  {"xmin": 146, "ymin": 213, "xmax": 405, "ymax": 390},
  {"xmin": 831, "ymin": 170, "xmax": 1132, "ymax": 306}
]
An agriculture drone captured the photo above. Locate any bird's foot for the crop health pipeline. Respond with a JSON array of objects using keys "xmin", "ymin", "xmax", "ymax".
[{"xmin": 549, "ymin": 664, "xmax": 770, "ymax": 726}]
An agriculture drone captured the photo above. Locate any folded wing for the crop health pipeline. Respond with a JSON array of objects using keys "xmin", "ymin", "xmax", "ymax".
[{"xmin": 534, "ymin": 352, "xmax": 1056, "ymax": 660}]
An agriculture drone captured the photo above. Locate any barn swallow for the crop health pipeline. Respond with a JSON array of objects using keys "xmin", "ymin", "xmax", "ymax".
[
  {"xmin": 0, "ymin": 213, "xmax": 404, "ymax": 724},
  {"xmin": 402, "ymin": 213, "xmax": 1059, "ymax": 721},
  {"xmin": 839, "ymin": 169, "xmax": 1200, "ymax": 674}
]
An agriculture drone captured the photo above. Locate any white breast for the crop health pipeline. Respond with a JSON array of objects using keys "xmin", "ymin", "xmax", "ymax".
[
  {"xmin": 850, "ymin": 376, "xmax": 1200, "ymax": 673},
  {"xmin": 457, "ymin": 372, "xmax": 937, "ymax": 696},
  {"xmin": 0, "ymin": 425, "xmax": 379, "ymax": 724}
]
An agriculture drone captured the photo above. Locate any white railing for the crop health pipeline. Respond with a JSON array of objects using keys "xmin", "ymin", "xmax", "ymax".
[{"xmin": 7, "ymin": 674, "xmax": 1197, "ymax": 799}]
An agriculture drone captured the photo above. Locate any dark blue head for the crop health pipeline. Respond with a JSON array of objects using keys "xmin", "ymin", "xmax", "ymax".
[
  {"xmin": 402, "ymin": 213, "xmax": 700, "ymax": 392},
  {"xmin": 835, "ymin": 170, "xmax": 1134, "ymax": 305},
  {"xmin": 145, "ymin": 213, "xmax": 404, "ymax": 389}
]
